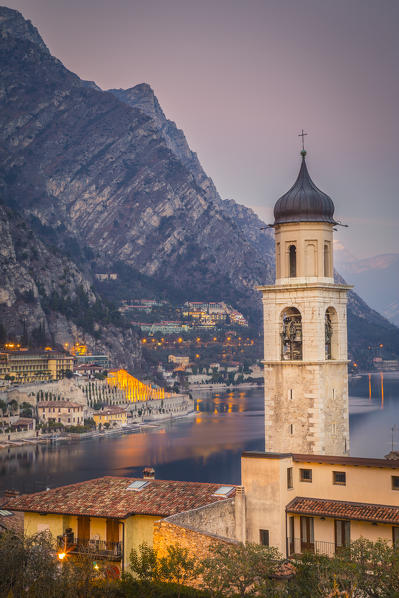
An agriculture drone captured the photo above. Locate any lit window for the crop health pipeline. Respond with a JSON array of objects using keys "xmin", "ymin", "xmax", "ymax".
[
  {"xmin": 300, "ymin": 469, "xmax": 312, "ymax": 483},
  {"xmin": 333, "ymin": 471, "xmax": 346, "ymax": 485}
]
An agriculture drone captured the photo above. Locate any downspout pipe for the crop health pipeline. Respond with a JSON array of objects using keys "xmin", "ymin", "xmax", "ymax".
[{"xmin": 120, "ymin": 520, "xmax": 125, "ymax": 574}]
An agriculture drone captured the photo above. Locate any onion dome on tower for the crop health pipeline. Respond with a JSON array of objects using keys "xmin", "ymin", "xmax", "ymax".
[{"xmin": 273, "ymin": 150, "xmax": 336, "ymax": 225}]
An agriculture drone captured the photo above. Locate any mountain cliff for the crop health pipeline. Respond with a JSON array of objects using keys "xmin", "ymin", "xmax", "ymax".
[
  {"xmin": 0, "ymin": 5, "xmax": 399, "ymax": 364},
  {"xmin": 0, "ymin": 201, "xmax": 143, "ymax": 371}
]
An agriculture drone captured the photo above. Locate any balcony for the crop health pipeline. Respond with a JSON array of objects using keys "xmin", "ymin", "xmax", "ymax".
[
  {"xmin": 288, "ymin": 537, "xmax": 336, "ymax": 558},
  {"xmin": 57, "ymin": 535, "xmax": 123, "ymax": 561}
]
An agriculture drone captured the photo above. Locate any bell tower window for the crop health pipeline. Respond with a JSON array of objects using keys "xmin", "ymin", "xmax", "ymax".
[
  {"xmin": 325, "ymin": 307, "xmax": 338, "ymax": 359},
  {"xmin": 324, "ymin": 244, "xmax": 330, "ymax": 277},
  {"xmin": 289, "ymin": 245, "xmax": 297, "ymax": 278},
  {"xmin": 281, "ymin": 307, "xmax": 302, "ymax": 360}
]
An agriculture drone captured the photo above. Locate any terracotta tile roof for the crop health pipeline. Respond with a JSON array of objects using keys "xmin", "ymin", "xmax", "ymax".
[
  {"xmin": 4, "ymin": 477, "xmax": 236, "ymax": 519},
  {"xmin": 242, "ymin": 451, "xmax": 399, "ymax": 469},
  {"xmin": 287, "ymin": 496, "xmax": 399, "ymax": 524},
  {"xmin": 0, "ymin": 495, "xmax": 23, "ymax": 534}
]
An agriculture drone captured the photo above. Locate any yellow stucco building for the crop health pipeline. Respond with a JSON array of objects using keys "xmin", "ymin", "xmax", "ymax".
[
  {"xmin": 92, "ymin": 406, "xmax": 127, "ymax": 428},
  {"xmin": 0, "ymin": 350, "xmax": 74, "ymax": 383},
  {"xmin": 6, "ymin": 474, "xmax": 236, "ymax": 576},
  {"xmin": 241, "ymin": 452, "xmax": 399, "ymax": 556}
]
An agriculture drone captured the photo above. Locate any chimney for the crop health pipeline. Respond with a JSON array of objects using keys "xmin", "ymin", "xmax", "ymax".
[
  {"xmin": 234, "ymin": 485, "xmax": 246, "ymax": 543},
  {"xmin": 142, "ymin": 467, "xmax": 155, "ymax": 480}
]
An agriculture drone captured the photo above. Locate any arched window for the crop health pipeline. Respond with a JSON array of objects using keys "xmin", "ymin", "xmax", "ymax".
[
  {"xmin": 305, "ymin": 243, "xmax": 316, "ymax": 276},
  {"xmin": 325, "ymin": 307, "xmax": 338, "ymax": 359},
  {"xmin": 289, "ymin": 245, "xmax": 297, "ymax": 278},
  {"xmin": 276, "ymin": 242, "xmax": 281, "ymax": 278},
  {"xmin": 281, "ymin": 307, "xmax": 302, "ymax": 360},
  {"xmin": 324, "ymin": 244, "xmax": 330, "ymax": 277}
]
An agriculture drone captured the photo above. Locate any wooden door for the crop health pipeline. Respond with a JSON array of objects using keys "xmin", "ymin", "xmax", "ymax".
[
  {"xmin": 300, "ymin": 516, "xmax": 314, "ymax": 553},
  {"xmin": 77, "ymin": 516, "xmax": 90, "ymax": 545},
  {"xmin": 289, "ymin": 516, "xmax": 295, "ymax": 555},
  {"xmin": 335, "ymin": 520, "xmax": 350, "ymax": 553},
  {"xmin": 106, "ymin": 518, "xmax": 119, "ymax": 548}
]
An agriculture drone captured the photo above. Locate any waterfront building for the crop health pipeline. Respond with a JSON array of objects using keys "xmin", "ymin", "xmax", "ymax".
[
  {"xmin": 0, "ymin": 350, "xmax": 74, "ymax": 383},
  {"xmin": 93, "ymin": 406, "xmax": 128, "ymax": 428},
  {"xmin": 38, "ymin": 400, "xmax": 84, "ymax": 426}
]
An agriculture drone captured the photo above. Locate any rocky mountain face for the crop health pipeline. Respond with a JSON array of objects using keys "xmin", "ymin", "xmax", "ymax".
[
  {"xmin": 1, "ymin": 6, "xmax": 399, "ymax": 363},
  {"xmin": 0, "ymin": 202, "xmax": 143, "ymax": 371}
]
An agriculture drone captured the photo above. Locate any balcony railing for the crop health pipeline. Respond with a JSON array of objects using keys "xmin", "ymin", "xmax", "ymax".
[
  {"xmin": 288, "ymin": 537, "xmax": 337, "ymax": 557},
  {"xmin": 57, "ymin": 535, "xmax": 123, "ymax": 561}
]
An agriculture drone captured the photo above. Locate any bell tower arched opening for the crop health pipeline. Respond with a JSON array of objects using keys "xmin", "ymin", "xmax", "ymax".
[
  {"xmin": 289, "ymin": 245, "xmax": 297, "ymax": 278},
  {"xmin": 324, "ymin": 243, "xmax": 331, "ymax": 277},
  {"xmin": 325, "ymin": 307, "xmax": 338, "ymax": 360},
  {"xmin": 281, "ymin": 307, "xmax": 302, "ymax": 360}
]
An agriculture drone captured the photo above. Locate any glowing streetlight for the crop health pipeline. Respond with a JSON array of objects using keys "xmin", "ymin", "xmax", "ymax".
[{"xmin": 57, "ymin": 552, "xmax": 66, "ymax": 561}]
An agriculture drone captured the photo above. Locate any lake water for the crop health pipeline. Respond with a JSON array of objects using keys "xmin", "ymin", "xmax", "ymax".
[{"xmin": 1, "ymin": 374, "xmax": 398, "ymax": 494}]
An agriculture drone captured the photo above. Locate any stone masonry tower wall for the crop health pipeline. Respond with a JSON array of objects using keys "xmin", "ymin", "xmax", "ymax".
[{"xmin": 258, "ymin": 152, "xmax": 351, "ymax": 456}]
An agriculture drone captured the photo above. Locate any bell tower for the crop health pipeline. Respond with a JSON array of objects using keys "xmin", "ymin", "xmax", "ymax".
[{"xmin": 258, "ymin": 147, "xmax": 351, "ymax": 455}]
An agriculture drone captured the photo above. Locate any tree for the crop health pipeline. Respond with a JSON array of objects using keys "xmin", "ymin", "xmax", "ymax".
[
  {"xmin": 159, "ymin": 544, "xmax": 198, "ymax": 589},
  {"xmin": 0, "ymin": 530, "xmax": 61, "ymax": 598},
  {"xmin": 287, "ymin": 550, "xmax": 355, "ymax": 598},
  {"xmin": 21, "ymin": 401, "xmax": 33, "ymax": 417},
  {"xmin": 0, "ymin": 321, "xmax": 7, "ymax": 345},
  {"xmin": 345, "ymin": 537, "xmax": 399, "ymax": 598},
  {"xmin": 200, "ymin": 542, "xmax": 282, "ymax": 598},
  {"xmin": 129, "ymin": 542, "xmax": 160, "ymax": 582}
]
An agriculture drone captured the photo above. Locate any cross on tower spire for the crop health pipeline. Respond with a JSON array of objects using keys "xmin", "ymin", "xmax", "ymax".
[{"xmin": 298, "ymin": 129, "xmax": 308, "ymax": 155}]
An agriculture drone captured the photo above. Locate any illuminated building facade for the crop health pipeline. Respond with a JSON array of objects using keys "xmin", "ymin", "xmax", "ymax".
[
  {"xmin": 106, "ymin": 369, "xmax": 167, "ymax": 402},
  {"xmin": 0, "ymin": 351, "xmax": 74, "ymax": 383}
]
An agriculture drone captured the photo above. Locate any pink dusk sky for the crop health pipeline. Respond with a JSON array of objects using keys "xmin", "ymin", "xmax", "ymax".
[{"xmin": 5, "ymin": 0, "xmax": 399, "ymax": 258}]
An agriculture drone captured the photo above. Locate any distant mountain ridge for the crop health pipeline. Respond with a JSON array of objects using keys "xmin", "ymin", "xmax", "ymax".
[{"xmin": 0, "ymin": 5, "xmax": 399, "ymax": 364}]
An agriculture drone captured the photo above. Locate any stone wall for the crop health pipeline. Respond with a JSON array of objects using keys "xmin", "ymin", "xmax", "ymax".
[
  {"xmin": 165, "ymin": 498, "xmax": 236, "ymax": 538},
  {"xmin": 154, "ymin": 499, "xmax": 239, "ymax": 561},
  {"xmin": 260, "ymin": 282, "xmax": 350, "ymax": 455}
]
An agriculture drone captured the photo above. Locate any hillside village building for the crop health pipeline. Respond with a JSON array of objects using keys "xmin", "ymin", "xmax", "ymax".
[{"xmin": 0, "ymin": 350, "xmax": 74, "ymax": 383}]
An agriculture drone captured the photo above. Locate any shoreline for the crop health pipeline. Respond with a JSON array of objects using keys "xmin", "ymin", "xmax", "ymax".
[{"xmin": 0, "ymin": 408, "xmax": 196, "ymax": 450}]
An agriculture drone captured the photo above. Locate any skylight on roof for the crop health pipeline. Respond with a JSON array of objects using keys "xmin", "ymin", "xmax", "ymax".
[
  {"xmin": 126, "ymin": 480, "xmax": 150, "ymax": 491},
  {"xmin": 213, "ymin": 486, "xmax": 234, "ymax": 497},
  {"xmin": 0, "ymin": 510, "xmax": 13, "ymax": 516}
]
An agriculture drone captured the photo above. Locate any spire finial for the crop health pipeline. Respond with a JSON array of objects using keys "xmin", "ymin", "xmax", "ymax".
[{"xmin": 298, "ymin": 129, "xmax": 308, "ymax": 157}]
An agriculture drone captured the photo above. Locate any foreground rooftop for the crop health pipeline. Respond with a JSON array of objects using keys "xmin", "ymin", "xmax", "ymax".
[{"xmin": 5, "ymin": 476, "xmax": 236, "ymax": 519}]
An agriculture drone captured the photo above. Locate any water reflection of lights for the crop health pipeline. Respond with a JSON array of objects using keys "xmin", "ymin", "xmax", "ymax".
[{"xmin": 1, "ymin": 388, "xmax": 267, "ymax": 493}]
